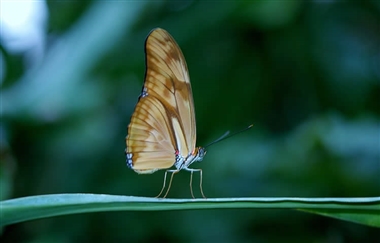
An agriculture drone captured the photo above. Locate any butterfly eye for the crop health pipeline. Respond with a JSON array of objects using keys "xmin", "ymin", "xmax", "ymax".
[
  {"xmin": 125, "ymin": 28, "xmax": 206, "ymax": 199},
  {"xmin": 198, "ymin": 148, "xmax": 207, "ymax": 159}
]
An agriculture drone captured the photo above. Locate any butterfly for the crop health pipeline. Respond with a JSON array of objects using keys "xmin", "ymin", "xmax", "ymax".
[{"xmin": 125, "ymin": 28, "xmax": 206, "ymax": 198}]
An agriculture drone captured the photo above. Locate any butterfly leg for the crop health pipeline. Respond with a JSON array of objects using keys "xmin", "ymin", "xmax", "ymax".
[
  {"xmin": 163, "ymin": 169, "xmax": 179, "ymax": 198},
  {"xmin": 184, "ymin": 168, "xmax": 206, "ymax": 199},
  {"xmin": 155, "ymin": 170, "xmax": 169, "ymax": 198},
  {"xmin": 156, "ymin": 169, "xmax": 179, "ymax": 198},
  {"xmin": 189, "ymin": 170, "xmax": 195, "ymax": 199}
]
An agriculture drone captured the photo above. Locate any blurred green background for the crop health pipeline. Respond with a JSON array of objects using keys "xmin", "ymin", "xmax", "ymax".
[{"xmin": 1, "ymin": 1, "xmax": 379, "ymax": 242}]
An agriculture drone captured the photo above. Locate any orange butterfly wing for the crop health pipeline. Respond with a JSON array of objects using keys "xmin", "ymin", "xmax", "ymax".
[{"xmin": 125, "ymin": 28, "xmax": 197, "ymax": 174}]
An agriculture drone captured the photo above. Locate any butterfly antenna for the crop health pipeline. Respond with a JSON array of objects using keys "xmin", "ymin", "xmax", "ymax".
[{"xmin": 205, "ymin": 124, "xmax": 253, "ymax": 148}]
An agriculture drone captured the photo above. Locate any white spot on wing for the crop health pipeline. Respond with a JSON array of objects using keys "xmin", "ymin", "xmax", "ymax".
[
  {"xmin": 126, "ymin": 152, "xmax": 133, "ymax": 168},
  {"xmin": 141, "ymin": 87, "xmax": 148, "ymax": 97}
]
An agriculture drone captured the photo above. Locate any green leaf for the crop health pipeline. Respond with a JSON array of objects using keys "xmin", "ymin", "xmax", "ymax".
[{"xmin": 1, "ymin": 194, "xmax": 379, "ymax": 227}]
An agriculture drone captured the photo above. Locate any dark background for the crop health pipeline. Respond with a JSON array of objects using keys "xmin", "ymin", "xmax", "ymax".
[{"xmin": 1, "ymin": 1, "xmax": 379, "ymax": 242}]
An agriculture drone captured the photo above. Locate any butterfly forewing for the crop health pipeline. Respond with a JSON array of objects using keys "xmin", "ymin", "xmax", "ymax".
[{"xmin": 126, "ymin": 28, "xmax": 196, "ymax": 173}]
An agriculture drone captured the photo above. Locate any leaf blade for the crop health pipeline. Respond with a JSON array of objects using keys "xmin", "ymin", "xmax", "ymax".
[{"xmin": 1, "ymin": 194, "xmax": 379, "ymax": 227}]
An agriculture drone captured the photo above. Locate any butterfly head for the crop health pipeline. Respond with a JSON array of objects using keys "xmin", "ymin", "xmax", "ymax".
[{"xmin": 193, "ymin": 147, "xmax": 207, "ymax": 162}]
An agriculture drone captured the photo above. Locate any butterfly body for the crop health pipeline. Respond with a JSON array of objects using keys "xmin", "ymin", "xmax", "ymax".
[
  {"xmin": 174, "ymin": 147, "xmax": 206, "ymax": 170},
  {"xmin": 125, "ymin": 28, "xmax": 206, "ymax": 197}
]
